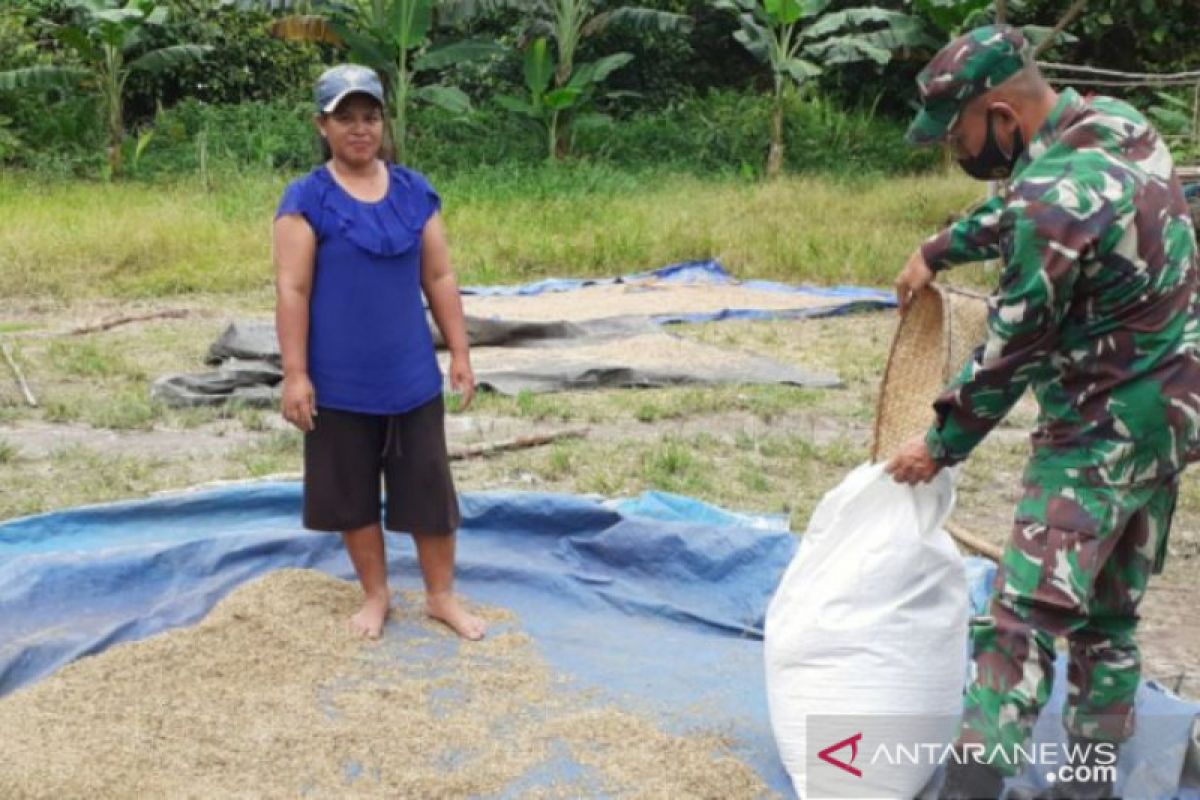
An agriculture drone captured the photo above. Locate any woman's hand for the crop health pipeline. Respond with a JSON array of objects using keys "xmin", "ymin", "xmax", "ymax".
[
  {"xmin": 281, "ymin": 372, "xmax": 317, "ymax": 432},
  {"xmin": 449, "ymin": 353, "xmax": 475, "ymax": 411}
]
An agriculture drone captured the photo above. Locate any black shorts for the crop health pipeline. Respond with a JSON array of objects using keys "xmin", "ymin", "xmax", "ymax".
[{"xmin": 303, "ymin": 395, "xmax": 461, "ymax": 534}]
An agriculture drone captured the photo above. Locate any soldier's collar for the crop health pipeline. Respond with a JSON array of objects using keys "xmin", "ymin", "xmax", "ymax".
[{"xmin": 1023, "ymin": 88, "xmax": 1085, "ymax": 166}]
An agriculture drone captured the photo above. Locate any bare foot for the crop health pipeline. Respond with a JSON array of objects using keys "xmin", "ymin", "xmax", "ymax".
[
  {"xmin": 349, "ymin": 592, "xmax": 390, "ymax": 640},
  {"xmin": 426, "ymin": 592, "xmax": 486, "ymax": 641}
]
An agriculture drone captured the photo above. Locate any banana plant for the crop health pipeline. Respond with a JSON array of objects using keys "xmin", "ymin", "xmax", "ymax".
[
  {"xmin": 496, "ymin": 37, "xmax": 631, "ymax": 159},
  {"xmin": 716, "ymin": 0, "xmax": 934, "ymax": 178},
  {"xmin": 537, "ymin": 1, "xmax": 689, "ymax": 91},
  {"xmin": 441, "ymin": 0, "xmax": 689, "ymax": 88},
  {"xmin": 228, "ymin": 0, "xmax": 504, "ymax": 162},
  {"xmin": 0, "ymin": 0, "xmax": 210, "ymax": 177},
  {"xmin": 442, "ymin": 0, "xmax": 690, "ymax": 157}
]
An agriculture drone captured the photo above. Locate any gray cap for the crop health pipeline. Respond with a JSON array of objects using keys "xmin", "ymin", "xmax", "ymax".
[{"xmin": 315, "ymin": 64, "xmax": 385, "ymax": 114}]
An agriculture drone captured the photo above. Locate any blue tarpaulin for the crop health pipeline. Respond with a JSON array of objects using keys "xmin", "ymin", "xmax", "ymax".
[
  {"xmin": 462, "ymin": 260, "xmax": 897, "ymax": 324},
  {"xmin": 0, "ymin": 484, "xmax": 1196, "ymax": 798}
]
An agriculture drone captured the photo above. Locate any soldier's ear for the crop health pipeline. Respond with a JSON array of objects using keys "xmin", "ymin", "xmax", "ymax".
[
  {"xmin": 987, "ymin": 102, "xmax": 1023, "ymax": 145},
  {"xmin": 987, "ymin": 101, "xmax": 1019, "ymax": 129}
]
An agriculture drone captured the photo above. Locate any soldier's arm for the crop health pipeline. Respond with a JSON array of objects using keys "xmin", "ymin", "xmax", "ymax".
[
  {"xmin": 923, "ymin": 186, "xmax": 1100, "ymax": 465},
  {"xmin": 919, "ymin": 193, "xmax": 1005, "ymax": 271}
]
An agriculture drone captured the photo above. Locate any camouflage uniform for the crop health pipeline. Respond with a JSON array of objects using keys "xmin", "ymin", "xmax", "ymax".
[{"xmin": 907, "ymin": 26, "xmax": 1200, "ymax": 775}]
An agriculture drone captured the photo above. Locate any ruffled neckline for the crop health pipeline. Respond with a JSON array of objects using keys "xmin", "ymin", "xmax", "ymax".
[{"xmin": 312, "ymin": 163, "xmax": 435, "ymax": 257}]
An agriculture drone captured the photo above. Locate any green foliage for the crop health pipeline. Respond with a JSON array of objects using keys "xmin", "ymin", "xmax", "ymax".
[
  {"xmin": 715, "ymin": 0, "xmax": 932, "ymax": 176},
  {"xmin": 2, "ymin": 94, "xmax": 106, "ymax": 175},
  {"xmin": 0, "ymin": 115, "xmax": 22, "ymax": 162},
  {"xmin": 2, "ymin": 80, "xmax": 936, "ymax": 177},
  {"xmin": 0, "ymin": 6, "xmax": 44, "ymax": 72},
  {"xmin": 0, "ymin": 0, "xmax": 211, "ymax": 176},
  {"xmin": 333, "ymin": 0, "xmax": 501, "ymax": 159},
  {"xmin": 717, "ymin": 0, "xmax": 933, "ymax": 92},
  {"xmin": 410, "ymin": 87, "xmax": 937, "ymax": 175},
  {"xmin": 1018, "ymin": 0, "xmax": 1200, "ymax": 77},
  {"xmin": 241, "ymin": 0, "xmax": 505, "ymax": 162},
  {"xmin": 1149, "ymin": 91, "xmax": 1194, "ymax": 137},
  {"xmin": 1148, "ymin": 90, "xmax": 1200, "ymax": 165},
  {"xmin": 596, "ymin": 89, "xmax": 933, "ymax": 175},
  {"xmin": 899, "ymin": 0, "xmax": 1200, "ymax": 88},
  {"xmin": 0, "ymin": 5, "xmax": 109, "ymax": 170},
  {"xmin": 2, "ymin": 0, "xmax": 1198, "ymax": 182},
  {"xmin": 497, "ymin": 37, "xmax": 633, "ymax": 159},
  {"xmin": 583, "ymin": 0, "xmax": 756, "ymax": 105},
  {"xmin": 132, "ymin": 97, "xmax": 316, "ymax": 175},
  {"xmin": 907, "ymin": 0, "xmax": 989, "ymax": 35},
  {"xmin": 126, "ymin": 1, "xmax": 325, "ymax": 114},
  {"xmin": 475, "ymin": 0, "xmax": 691, "ymax": 158}
]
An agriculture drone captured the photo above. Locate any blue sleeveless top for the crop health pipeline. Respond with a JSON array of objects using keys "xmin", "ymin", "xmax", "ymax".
[{"xmin": 275, "ymin": 163, "xmax": 443, "ymax": 416}]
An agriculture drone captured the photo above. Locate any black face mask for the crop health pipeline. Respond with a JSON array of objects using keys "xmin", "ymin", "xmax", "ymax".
[{"xmin": 957, "ymin": 110, "xmax": 1026, "ymax": 180}]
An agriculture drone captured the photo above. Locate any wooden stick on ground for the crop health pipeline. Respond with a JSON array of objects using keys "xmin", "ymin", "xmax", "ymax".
[
  {"xmin": 70, "ymin": 309, "xmax": 190, "ymax": 336},
  {"xmin": 448, "ymin": 427, "xmax": 589, "ymax": 460},
  {"xmin": 945, "ymin": 521, "xmax": 1003, "ymax": 562},
  {"xmin": 1, "ymin": 343, "xmax": 38, "ymax": 407}
]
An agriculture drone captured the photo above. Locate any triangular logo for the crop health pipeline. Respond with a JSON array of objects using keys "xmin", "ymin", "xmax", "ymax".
[{"xmin": 818, "ymin": 732, "xmax": 863, "ymax": 778}]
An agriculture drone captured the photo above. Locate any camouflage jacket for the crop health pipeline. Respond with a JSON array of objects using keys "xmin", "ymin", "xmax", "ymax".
[{"xmin": 919, "ymin": 88, "xmax": 1200, "ymax": 486}]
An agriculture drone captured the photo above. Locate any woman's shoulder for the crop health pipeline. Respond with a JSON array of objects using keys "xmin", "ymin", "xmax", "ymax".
[
  {"xmin": 283, "ymin": 164, "xmax": 334, "ymax": 197},
  {"xmin": 276, "ymin": 166, "xmax": 333, "ymax": 223},
  {"xmin": 387, "ymin": 163, "xmax": 437, "ymax": 195}
]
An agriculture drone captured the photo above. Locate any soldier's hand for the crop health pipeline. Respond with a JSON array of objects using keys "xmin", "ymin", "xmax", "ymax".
[
  {"xmin": 895, "ymin": 248, "xmax": 934, "ymax": 315},
  {"xmin": 885, "ymin": 436, "xmax": 941, "ymax": 485}
]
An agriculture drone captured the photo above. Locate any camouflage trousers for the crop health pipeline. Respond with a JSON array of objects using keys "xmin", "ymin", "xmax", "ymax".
[{"xmin": 956, "ymin": 472, "xmax": 1178, "ymax": 776}]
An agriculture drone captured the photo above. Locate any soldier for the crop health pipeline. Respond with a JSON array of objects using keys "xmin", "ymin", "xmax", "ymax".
[{"xmin": 886, "ymin": 25, "xmax": 1200, "ymax": 800}]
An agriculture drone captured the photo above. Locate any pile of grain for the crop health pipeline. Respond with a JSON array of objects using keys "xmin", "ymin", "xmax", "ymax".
[
  {"xmin": 0, "ymin": 569, "xmax": 773, "ymax": 799},
  {"xmin": 460, "ymin": 332, "xmax": 755, "ymax": 373},
  {"xmin": 463, "ymin": 282, "xmax": 842, "ymax": 324}
]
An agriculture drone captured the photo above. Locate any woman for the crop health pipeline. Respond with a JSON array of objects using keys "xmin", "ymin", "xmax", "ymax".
[{"xmin": 273, "ymin": 64, "xmax": 484, "ymax": 641}]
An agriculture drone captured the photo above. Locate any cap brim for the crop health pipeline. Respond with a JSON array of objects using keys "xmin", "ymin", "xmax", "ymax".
[
  {"xmin": 905, "ymin": 106, "xmax": 952, "ymax": 146},
  {"xmin": 320, "ymin": 88, "xmax": 385, "ymax": 114}
]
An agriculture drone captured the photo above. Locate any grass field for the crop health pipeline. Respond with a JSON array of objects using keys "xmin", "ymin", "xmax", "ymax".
[{"xmin": 0, "ymin": 165, "xmax": 985, "ymax": 298}]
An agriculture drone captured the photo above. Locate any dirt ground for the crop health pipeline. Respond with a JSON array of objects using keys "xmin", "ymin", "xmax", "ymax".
[{"xmin": 0, "ymin": 295, "xmax": 1196, "ymax": 701}]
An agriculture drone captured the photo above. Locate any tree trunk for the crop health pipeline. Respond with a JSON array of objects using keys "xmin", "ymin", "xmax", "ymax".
[
  {"xmin": 548, "ymin": 111, "xmax": 561, "ymax": 161},
  {"xmin": 392, "ymin": 105, "xmax": 406, "ymax": 164},
  {"xmin": 387, "ymin": 47, "xmax": 417, "ymax": 165},
  {"xmin": 766, "ymin": 86, "xmax": 784, "ymax": 180},
  {"xmin": 107, "ymin": 140, "xmax": 123, "ymax": 178},
  {"xmin": 105, "ymin": 55, "xmax": 124, "ymax": 178},
  {"xmin": 107, "ymin": 91, "xmax": 124, "ymax": 178}
]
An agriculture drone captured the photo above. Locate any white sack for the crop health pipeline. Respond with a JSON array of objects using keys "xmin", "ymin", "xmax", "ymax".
[{"xmin": 765, "ymin": 463, "xmax": 970, "ymax": 799}]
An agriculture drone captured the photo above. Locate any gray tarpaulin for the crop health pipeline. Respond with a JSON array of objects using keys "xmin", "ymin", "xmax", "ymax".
[
  {"xmin": 151, "ymin": 322, "xmax": 285, "ymax": 408},
  {"xmin": 152, "ymin": 318, "xmax": 841, "ymax": 408},
  {"xmin": 457, "ymin": 330, "xmax": 841, "ymax": 394}
]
